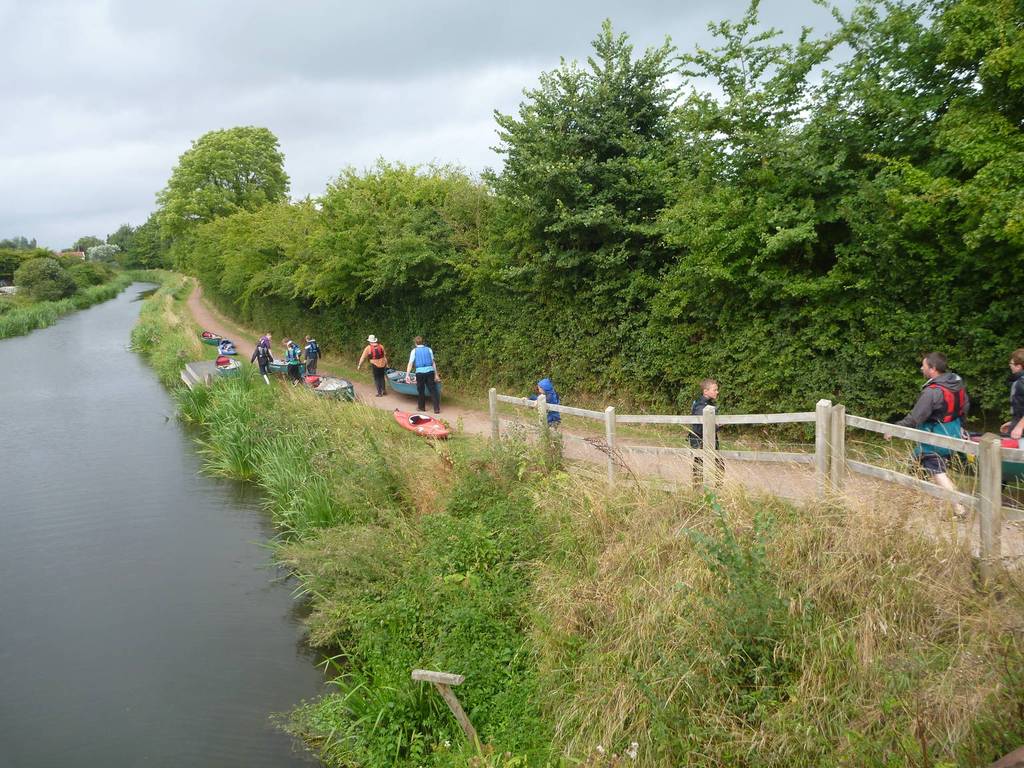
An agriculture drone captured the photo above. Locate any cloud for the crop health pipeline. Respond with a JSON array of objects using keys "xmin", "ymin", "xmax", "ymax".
[{"xmin": 0, "ymin": 0, "xmax": 849, "ymax": 248}]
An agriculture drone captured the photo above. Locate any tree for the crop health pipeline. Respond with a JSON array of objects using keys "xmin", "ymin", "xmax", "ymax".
[
  {"xmin": 73, "ymin": 235, "xmax": 104, "ymax": 252},
  {"xmin": 106, "ymin": 224, "xmax": 136, "ymax": 253},
  {"xmin": 0, "ymin": 236, "xmax": 36, "ymax": 250},
  {"xmin": 490, "ymin": 20, "xmax": 679, "ymax": 299},
  {"xmin": 86, "ymin": 244, "xmax": 120, "ymax": 262},
  {"xmin": 156, "ymin": 126, "xmax": 290, "ymax": 239},
  {"xmin": 13, "ymin": 257, "xmax": 77, "ymax": 301}
]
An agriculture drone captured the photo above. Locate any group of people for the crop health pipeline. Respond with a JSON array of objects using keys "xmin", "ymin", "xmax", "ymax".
[
  {"xmin": 357, "ymin": 334, "xmax": 444, "ymax": 414},
  {"xmin": 249, "ymin": 332, "xmax": 321, "ymax": 385},
  {"xmin": 687, "ymin": 350, "xmax": 1024, "ymax": 515}
]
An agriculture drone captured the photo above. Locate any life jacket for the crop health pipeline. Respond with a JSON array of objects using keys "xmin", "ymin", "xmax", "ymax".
[
  {"xmin": 253, "ymin": 345, "xmax": 271, "ymax": 363},
  {"xmin": 926, "ymin": 383, "xmax": 967, "ymax": 423},
  {"xmin": 369, "ymin": 343, "xmax": 385, "ymax": 360},
  {"xmin": 305, "ymin": 340, "xmax": 320, "ymax": 358},
  {"xmin": 286, "ymin": 346, "xmax": 301, "ymax": 363},
  {"xmin": 413, "ymin": 346, "xmax": 434, "ymax": 370},
  {"xmin": 215, "ymin": 355, "xmax": 231, "ymax": 367},
  {"xmin": 305, "ymin": 375, "xmax": 321, "ymax": 387}
]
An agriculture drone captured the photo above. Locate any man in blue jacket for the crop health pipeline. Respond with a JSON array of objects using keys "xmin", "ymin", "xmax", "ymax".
[{"xmin": 406, "ymin": 336, "xmax": 442, "ymax": 414}]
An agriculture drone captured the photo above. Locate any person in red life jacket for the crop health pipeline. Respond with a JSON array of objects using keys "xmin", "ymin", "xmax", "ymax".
[
  {"xmin": 689, "ymin": 378, "xmax": 726, "ymax": 488},
  {"xmin": 357, "ymin": 334, "xmax": 389, "ymax": 396},
  {"xmin": 405, "ymin": 336, "xmax": 442, "ymax": 414},
  {"xmin": 888, "ymin": 352, "xmax": 969, "ymax": 518},
  {"xmin": 1000, "ymin": 348, "xmax": 1024, "ymax": 441},
  {"xmin": 250, "ymin": 341, "xmax": 274, "ymax": 384}
]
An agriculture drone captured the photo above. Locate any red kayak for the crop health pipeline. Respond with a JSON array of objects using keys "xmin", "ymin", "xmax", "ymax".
[{"xmin": 393, "ymin": 410, "xmax": 450, "ymax": 439}]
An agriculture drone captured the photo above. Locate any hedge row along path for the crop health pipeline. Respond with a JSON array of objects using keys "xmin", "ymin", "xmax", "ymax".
[{"xmin": 184, "ymin": 281, "xmax": 1024, "ymax": 564}]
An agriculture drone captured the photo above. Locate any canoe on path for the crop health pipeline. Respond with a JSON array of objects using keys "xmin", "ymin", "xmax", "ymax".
[
  {"xmin": 393, "ymin": 409, "xmax": 450, "ymax": 439},
  {"xmin": 386, "ymin": 368, "xmax": 442, "ymax": 397},
  {"xmin": 200, "ymin": 330, "xmax": 222, "ymax": 345},
  {"xmin": 969, "ymin": 434, "xmax": 1024, "ymax": 483}
]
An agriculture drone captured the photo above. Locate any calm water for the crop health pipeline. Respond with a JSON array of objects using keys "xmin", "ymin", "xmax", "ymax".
[{"xmin": 0, "ymin": 284, "xmax": 324, "ymax": 766}]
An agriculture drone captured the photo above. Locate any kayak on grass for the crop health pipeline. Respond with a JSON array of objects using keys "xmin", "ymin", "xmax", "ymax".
[
  {"xmin": 393, "ymin": 409, "xmax": 450, "ymax": 439},
  {"xmin": 305, "ymin": 374, "xmax": 355, "ymax": 401}
]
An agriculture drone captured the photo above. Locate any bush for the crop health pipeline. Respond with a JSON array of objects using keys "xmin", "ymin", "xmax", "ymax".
[
  {"xmin": 68, "ymin": 261, "xmax": 114, "ymax": 289},
  {"xmin": 13, "ymin": 257, "xmax": 77, "ymax": 301}
]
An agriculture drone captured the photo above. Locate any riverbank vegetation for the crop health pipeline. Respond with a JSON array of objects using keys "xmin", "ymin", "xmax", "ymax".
[
  {"xmin": 135, "ymin": 0, "xmax": 1024, "ymax": 421},
  {"xmin": 0, "ymin": 255, "xmax": 164, "ymax": 339},
  {"xmin": 131, "ymin": 282, "xmax": 1024, "ymax": 767}
]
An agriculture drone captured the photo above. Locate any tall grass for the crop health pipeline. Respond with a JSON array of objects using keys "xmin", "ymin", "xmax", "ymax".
[
  {"xmin": 131, "ymin": 277, "xmax": 1024, "ymax": 767},
  {"xmin": 0, "ymin": 272, "xmax": 139, "ymax": 339}
]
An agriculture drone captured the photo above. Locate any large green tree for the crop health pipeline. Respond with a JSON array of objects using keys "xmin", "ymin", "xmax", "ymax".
[
  {"xmin": 13, "ymin": 257, "xmax": 77, "ymax": 301},
  {"xmin": 156, "ymin": 126, "xmax": 290, "ymax": 239},
  {"xmin": 490, "ymin": 20, "xmax": 679, "ymax": 300}
]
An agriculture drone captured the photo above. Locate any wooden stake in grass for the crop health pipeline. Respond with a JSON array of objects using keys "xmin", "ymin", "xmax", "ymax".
[{"xmin": 411, "ymin": 669, "xmax": 479, "ymax": 748}]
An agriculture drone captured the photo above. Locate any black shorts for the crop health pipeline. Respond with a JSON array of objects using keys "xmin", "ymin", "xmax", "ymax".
[{"xmin": 918, "ymin": 452, "xmax": 948, "ymax": 476}]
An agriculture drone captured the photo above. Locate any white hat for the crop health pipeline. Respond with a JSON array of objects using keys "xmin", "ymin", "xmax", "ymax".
[{"xmin": 367, "ymin": 334, "xmax": 378, "ymax": 343}]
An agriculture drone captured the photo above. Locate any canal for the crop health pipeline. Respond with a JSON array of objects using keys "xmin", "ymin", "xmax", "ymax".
[{"xmin": 0, "ymin": 284, "xmax": 324, "ymax": 766}]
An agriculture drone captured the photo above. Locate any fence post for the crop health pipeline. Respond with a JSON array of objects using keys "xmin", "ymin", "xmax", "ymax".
[
  {"xmin": 977, "ymin": 433, "xmax": 1003, "ymax": 585},
  {"xmin": 604, "ymin": 406, "xmax": 616, "ymax": 486},
  {"xmin": 830, "ymin": 404, "xmax": 846, "ymax": 493},
  {"xmin": 702, "ymin": 405, "xmax": 717, "ymax": 489},
  {"xmin": 488, "ymin": 388, "xmax": 499, "ymax": 442},
  {"xmin": 537, "ymin": 394, "xmax": 549, "ymax": 438},
  {"xmin": 815, "ymin": 399, "xmax": 832, "ymax": 499}
]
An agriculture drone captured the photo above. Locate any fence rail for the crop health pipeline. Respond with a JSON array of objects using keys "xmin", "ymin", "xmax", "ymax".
[{"xmin": 489, "ymin": 387, "xmax": 1022, "ymax": 583}]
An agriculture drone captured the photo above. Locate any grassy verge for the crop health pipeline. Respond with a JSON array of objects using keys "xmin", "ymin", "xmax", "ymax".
[
  {"xmin": 0, "ymin": 268, "xmax": 176, "ymax": 340},
  {"xmin": 133, "ymin": 283, "xmax": 1024, "ymax": 767}
]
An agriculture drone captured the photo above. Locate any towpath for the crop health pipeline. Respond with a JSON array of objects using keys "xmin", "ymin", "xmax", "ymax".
[{"xmin": 185, "ymin": 283, "xmax": 1023, "ymax": 564}]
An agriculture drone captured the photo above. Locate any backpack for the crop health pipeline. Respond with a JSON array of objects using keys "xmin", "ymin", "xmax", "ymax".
[{"xmin": 927, "ymin": 383, "xmax": 967, "ymax": 423}]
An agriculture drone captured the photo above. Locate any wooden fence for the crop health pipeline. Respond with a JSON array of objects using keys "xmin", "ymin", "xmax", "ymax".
[{"xmin": 489, "ymin": 389, "xmax": 1024, "ymax": 582}]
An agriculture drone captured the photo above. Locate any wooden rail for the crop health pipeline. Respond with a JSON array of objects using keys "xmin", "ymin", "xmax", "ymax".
[{"xmin": 489, "ymin": 387, "xmax": 1022, "ymax": 582}]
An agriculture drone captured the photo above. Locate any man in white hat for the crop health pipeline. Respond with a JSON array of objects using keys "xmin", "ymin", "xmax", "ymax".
[{"xmin": 357, "ymin": 334, "xmax": 389, "ymax": 396}]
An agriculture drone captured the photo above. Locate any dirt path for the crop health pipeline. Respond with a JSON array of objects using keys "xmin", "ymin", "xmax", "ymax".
[{"xmin": 185, "ymin": 283, "xmax": 1022, "ymax": 564}]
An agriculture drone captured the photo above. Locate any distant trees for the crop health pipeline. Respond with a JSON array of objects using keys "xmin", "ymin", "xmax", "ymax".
[
  {"xmin": 0, "ymin": 236, "xmax": 36, "ymax": 250},
  {"xmin": 72, "ymin": 235, "xmax": 104, "ymax": 252},
  {"xmin": 86, "ymin": 244, "xmax": 120, "ymax": 263}
]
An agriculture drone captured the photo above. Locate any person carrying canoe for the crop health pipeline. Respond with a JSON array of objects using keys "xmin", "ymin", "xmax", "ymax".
[
  {"xmin": 303, "ymin": 336, "xmax": 321, "ymax": 375},
  {"xmin": 284, "ymin": 339, "xmax": 303, "ymax": 385},
  {"xmin": 887, "ymin": 352, "xmax": 969, "ymax": 518},
  {"xmin": 689, "ymin": 378, "xmax": 726, "ymax": 488},
  {"xmin": 1001, "ymin": 348, "xmax": 1024, "ymax": 442},
  {"xmin": 250, "ymin": 342, "xmax": 274, "ymax": 385},
  {"xmin": 357, "ymin": 334, "xmax": 389, "ymax": 397},
  {"xmin": 528, "ymin": 378, "xmax": 562, "ymax": 427},
  {"xmin": 405, "ymin": 336, "xmax": 441, "ymax": 414}
]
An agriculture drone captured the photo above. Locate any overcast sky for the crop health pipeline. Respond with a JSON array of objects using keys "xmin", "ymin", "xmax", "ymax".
[{"xmin": 1, "ymin": 0, "xmax": 849, "ymax": 249}]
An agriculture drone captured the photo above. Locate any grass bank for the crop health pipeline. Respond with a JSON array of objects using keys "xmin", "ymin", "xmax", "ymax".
[
  {"xmin": 133, "ymin": 282, "xmax": 1024, "ymax": 767},
  {"xmin": 0, "ymin": 268, "xmax": 173, "ymax": 340}
]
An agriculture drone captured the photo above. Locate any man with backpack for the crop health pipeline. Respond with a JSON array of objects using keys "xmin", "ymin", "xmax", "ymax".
[
  {"xmin": 303, "ymin": 336, "xmax": 321, "ymax": 374},
  {"xmin": 357, "ymin": 334, "xmax": 389, "ymax": 396},
  {"xmin": 250, "ymin": 341, "xmax": 273, "ymax": 384},
  {"xmin": 888, "ymin": 352, "xmax": 969, "ymax": 518}
]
